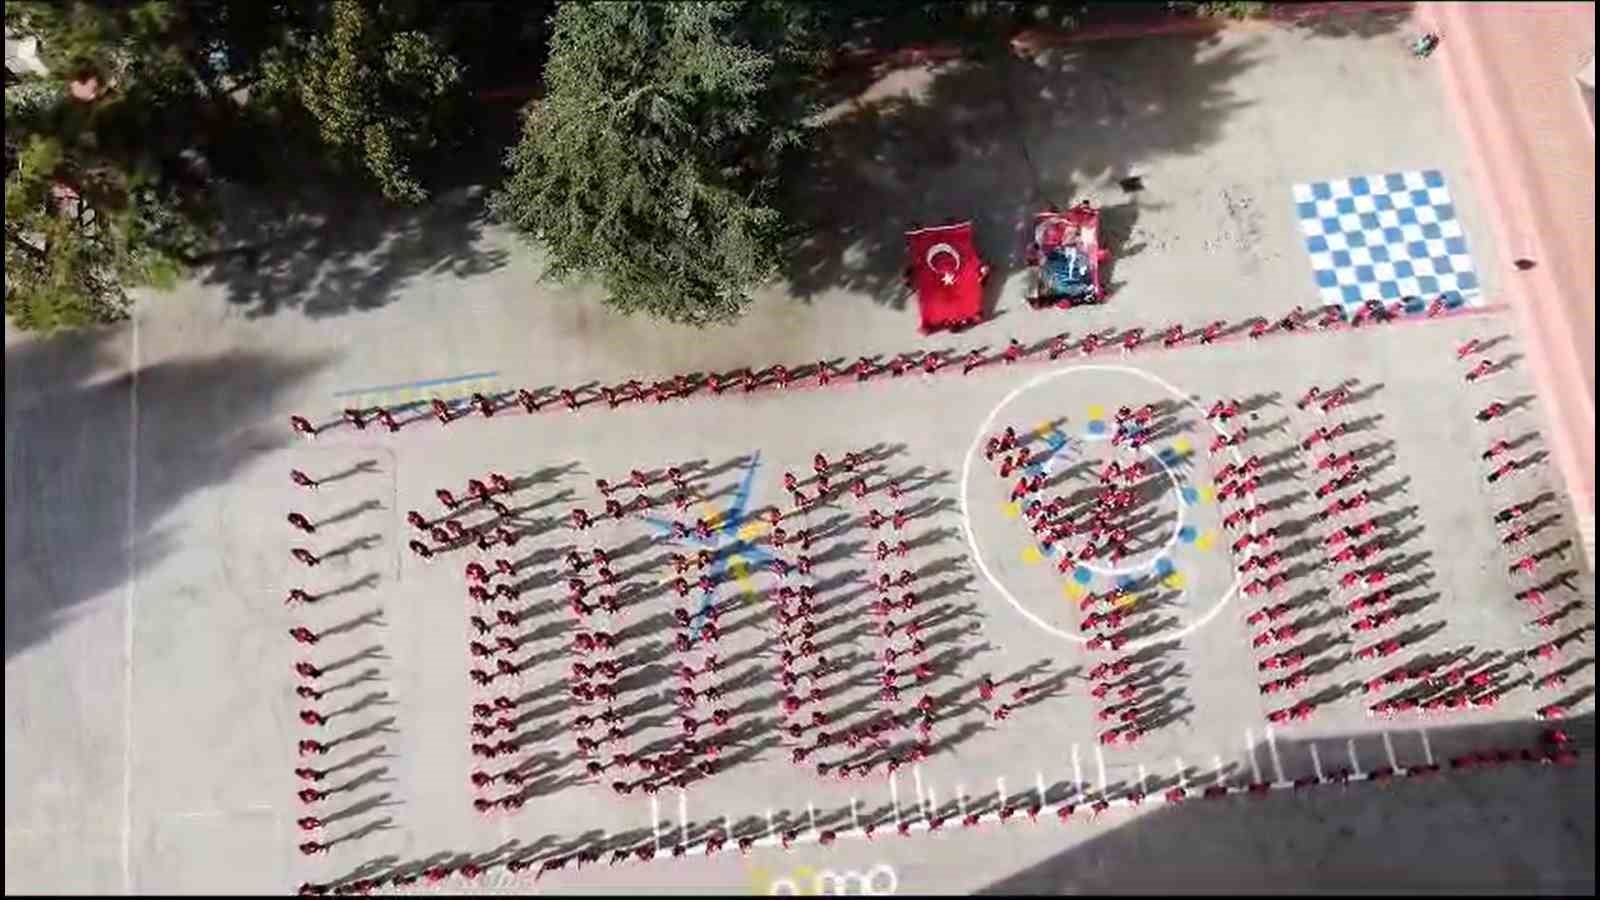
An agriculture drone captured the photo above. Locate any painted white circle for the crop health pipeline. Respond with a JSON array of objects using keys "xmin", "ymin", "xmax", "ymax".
[
  {"xmin": 959, "ymin": 364, "xmax": 1252, "ymax": 647},
  {"xmin": 866, "ymin": 864, "xmax": 899, "ymax": 895}
]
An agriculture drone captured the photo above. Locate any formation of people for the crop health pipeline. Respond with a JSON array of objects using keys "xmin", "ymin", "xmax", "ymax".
[
  {"xmin": 283, "ymin": 298, "xmax": 1474, "ymax": 442},
  {"xmin": 1459, "ymin": 338, "xmax": 1587, "ymax": 723},
  {"xmin": 285, "ymin": 461, "xmax": 391, "ymax": 857}
]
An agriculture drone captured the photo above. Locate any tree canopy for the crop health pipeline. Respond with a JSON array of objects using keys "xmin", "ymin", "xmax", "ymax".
[
  {"xmin": 489, "ymin": 1, "xmax": 823, "ymax": 326},
  {"xmin": 6, "ymin": 0, "xmax": 1273, "ymax": 331}
]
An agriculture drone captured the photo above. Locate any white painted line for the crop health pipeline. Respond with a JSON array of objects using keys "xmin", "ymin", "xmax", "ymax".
[
  {"xmin": 1094, "ymin": 745, "xmax": 1108, "ymax": 793},
  {"xmin": 1213, "ymin": 754, "xmax": 1228, "ymax": 785},
  {"xmin": 926, "ymin": 787, "xmax": 938, "ymax": 821},
  {"xmin": 1346, "ymin": 739, "xmax": 1364, "ymax": 775},
  {"xmin": 808, "ymin": 803, "xmax": 818, "ymax": 836},
  {"xmin": 1265, "ymin": 725, "xmax": 1286, "ymax": 783},
  {"xmin": 1174, "ymin": 757, "xmax": 1188, "ymax": 790},
  {"xmin": 1036, "ymin": 771, "xmax": 1048, "ymax": 804},
  {"xmin": 956, "ymin": 784, "xmax": 968, "ymax": 815},
  {"xmin": 1072, "ymin": 744, "xmax": 1083, "ymax": 796},
  {"xmin": 1419, "ymin": 728, "xmax": 1435, "ymax": 766},
  {"xmin": 1309, "ymin": 743, "xmax": 1325, "ymax": 781},
  {"xmin": 122, "ymin": 311, "xmax": 140, "ymax": 894},
  {"xmin": 889, "ymin": 774, "xmax": 902, "ymax": 825},
  {"xmin": 679, "ymin": 792, "xmax": 689, "ymax": 844},
  {"xmin": 996, "ymin": 776, "xmax": 1008, "ymax": 807},
  {"xmin": 1382, "ymin": 731, "xmax": 1399, "ymax": 769},
  {"xmin": 1137, "ymin": 764, "xmax": 1148, "ymax": 794},
  {"xmin": 651, "ymin": 795, "xmax": 662, "ymax": 848},
  {"xmin": 850, "ymin": 797, "xmax": 860, "ymax": 831},
  {"xmin": 913, "ymin": 765, "xmax": 926, "ymax": 815},
  {"xmin": 1245, "ymin": 729, "xmax": 1262, "ymax": 782},
  {"xmin": 765, "ymin": 808, "xmax": 777, "ymax": 841}
]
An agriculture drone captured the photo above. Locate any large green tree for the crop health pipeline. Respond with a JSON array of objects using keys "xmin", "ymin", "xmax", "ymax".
[
  {"xmin": 490, "ymin": 1, "xmax": 823, "ymax": 326},
  {"xmin": 4, "ymin": 2, "xmax": 216, "ymax": 330},
  {"xmin": 262, "ymin": 0, "xmax": 467, "ymax": 204}
]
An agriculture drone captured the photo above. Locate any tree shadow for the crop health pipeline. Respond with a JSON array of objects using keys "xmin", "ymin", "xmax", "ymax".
[
  {"xmin": 196, "ymin": 179, "xmax": 508, "ymax": 319},
  {"xmin": 3, "ymin": 326, "xmax": 328, "ymax": 660},
  {"xmin": 777, "ymin": 30, "xmax": 1259, "ymax": 308}
]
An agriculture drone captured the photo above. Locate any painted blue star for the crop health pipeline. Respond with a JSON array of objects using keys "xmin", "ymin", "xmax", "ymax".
[{"xmin": 640, "ymin": 452, "xmax": 776, "ymax": 633}]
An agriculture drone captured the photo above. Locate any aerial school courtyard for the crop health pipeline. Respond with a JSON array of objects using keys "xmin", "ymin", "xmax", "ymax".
[{"xmin": 4, "ymin": 4, "xmax": 1595, "ymax": 895}]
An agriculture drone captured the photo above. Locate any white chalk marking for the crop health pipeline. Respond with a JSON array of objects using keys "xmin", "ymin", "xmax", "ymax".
[
  {"xmin": 1309, "ymin": 743, "xmax": 1325, "ymax": 781},
  {"xmin": 1094, "ymin": 744, "xmax": 1108, "ymax": 793},
  {"xmin": 925, "ymin": 787, "xmax": 938, "ymax": 821},
  {"xmin": 765, "ymin": 808, "xmax": 777, "ymax": 841},
  {"xmin": 996, "ymin": 776, "xmax": 1007, "ymax": 807},
  {"xmin": 912, "ymin": 765, "xmax": 927, "ymax": 815},
  {"xmin": 1137, "ymin": 764, "xmax": 1148, "ymax": 794},
  {"xmin": 1035, "ymin": 771, "xmax": 1048, "ymax": 804},
  {"xmin": 122, "ymin": 311, "xmax": 140, "ymax": 893},
  {"xmin": 1419, "ymin": 728, "xmax": 1435, "ymax": 766},
  {"xmin": 651, "ymin": 795, "xmax": 662, "ymax": 848},
  {"xmin": 679, "ymin": 792, "xmax": 689, "ymax": 844},
  {"xmin": 1346, "ymin": 739, "xmax": 1364, "ymax": 775},
  {"xmin": 956, "ymin": 784, "xmax": 968, "ymax": 815},
  {"xmin": 889, "ymin": 773, "xmax": 902, "ymax": 825},
  {"xmin": 1265, "ymin": 725, "xmax": 1286, "ymax": 783},
  {"xmin": 1212, "ymin": 754, "xmax": 1228, "ymax": 785},
  {"xmin": 850, "ymin": 797, "xmax": 860, "ymax": 831},
  {"xmin": 1245, "ymin": 729, "xmax": 1262, "ymax": 782},
  {"xmin": 1382, "ymin": 730, "xmax": 1399, "ymax": 769},
  {"xmin": 1072, "ymin": 744, "xmax": 1083, "ymax": 796},
  {"xmin": 808, "ymin": 802, "xmax": 818, "ymax": 836},
  {"xmin": 1174, "ymin": 757, "xmax": 1188, "ymax": 789}
]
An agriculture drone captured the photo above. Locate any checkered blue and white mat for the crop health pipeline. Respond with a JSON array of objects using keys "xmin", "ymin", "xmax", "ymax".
[{"xmin": 1293, "ymin": 169, "xmax": 1480, "ymax": 311}]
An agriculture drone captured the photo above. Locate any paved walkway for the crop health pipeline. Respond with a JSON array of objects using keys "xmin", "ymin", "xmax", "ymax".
[{"xmin": 1429, "ymin": 1, "xmax": 1596, "ymax": 562}]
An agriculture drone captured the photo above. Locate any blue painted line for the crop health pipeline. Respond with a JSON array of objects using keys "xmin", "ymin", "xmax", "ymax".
[{"xmin": 332, "ymin": 371, "xmax": 500, "ymax": 398}]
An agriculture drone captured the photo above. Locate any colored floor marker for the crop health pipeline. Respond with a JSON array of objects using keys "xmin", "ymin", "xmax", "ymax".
[
  {"xmin": 1179, "ymin": 525, "xmax": 1198, "ymax": 544},
  {"xmin": 1087, "ymin": 404, "xmax": 1106, "ymax": 420},
  {"xmin": 1087, "ymin": 420, "xmax": 1107, "ymax": 435},
  {"xmin": 1171, "ymin": 436, "xmax": 1192, "ymax": 454},
  {"xmin": 1181, "ymin": 486, "xmax": 1200, "ymax": 505},
  {"xmin": 1155, "ymin": 557, "xmax": 1176, "ymax": 577},
  {"xmin": 1073, "ymin": 566, "xmax": 1094, "ymax": 585},
  {"xmin": 1163, "ymin": 571, "xmax": 1188, "ymax": 590},
  {"xmin": 1198, "ymin": 485, "xmax": 1217, "ymax": 504},
  {"xmin": 1113, "ymin": 593, "xmax": 1138, "ymax": 610},
  {"xmin": 1065, "ymin": 582, "xmax": 1087, "ymax": 601},
  {"xmin": 1021, "ymin": 545, "xmax": 1043, "ymax": 565},
  {"xmin": 1116, "ymin": 574, "xmax": 1137, "ymax": 589},
  {"xmin": 728, "ymin": 559, "xmax": 749, "ymax": 580},
  {"xmin": 1194, "ymin": 530, "xmax": 1217, "ymax": 551},
  {"xmin": 1035, "ymin": 422, "xmax": 1054, "ymax": 438},
  {"xmin": 1003, "ymin": 501, "xmax": 1022, "ymax": 519},
  {"xmin": 738, "ymin": 521, "xmax": 767, "ymax": 543}
]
